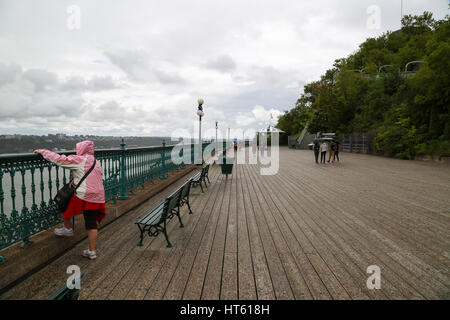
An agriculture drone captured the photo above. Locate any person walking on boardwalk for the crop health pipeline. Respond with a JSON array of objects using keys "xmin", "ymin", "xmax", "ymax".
[
  {"xmin": 313, "ymin": 139, "xmax": 320, "ymax": 163},
  {"xmin": 333, "ymin": 140, "xmax": 340, "ymax": 162},
  {"xmin": 328, "ymin": 140, "xmax": 336, "ymax": 163},
  {"xmin": 320, "ymin": 141, "xmax": 327, "ymax": 164},
  {"xmin": 34, "ymin": 140, "xmax": 105, "ymax": 260}
]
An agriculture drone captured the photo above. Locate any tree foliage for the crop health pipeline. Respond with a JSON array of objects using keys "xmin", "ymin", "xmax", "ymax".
[{"xmin": 276, "ymin": 12, "xmax": 450, "ymax": 159}]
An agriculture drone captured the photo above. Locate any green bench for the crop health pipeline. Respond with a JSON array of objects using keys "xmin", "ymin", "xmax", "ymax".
[
  {"xmin": 49, "ymin": 269, "xmax": 86, "ymax": 300},
  {"xmin": 191, "ymin": 164, "xmax": 210, "ymax": 193},
  {"xmin": 136, "ymin": 179, "xmax": 193, "ymax": 248},
  {"xmin": 172, "ymin": 177, "xmax": 193, "ymax": 215}
]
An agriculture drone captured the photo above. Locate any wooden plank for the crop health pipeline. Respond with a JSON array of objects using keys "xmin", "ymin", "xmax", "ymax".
[
  {"xmin": 145, "ymin": 167, "xmax": 222, "ymax": 300},
  {"xmin": 238, "ymin": 163, "xmax": 275, "ymax": 300},
  {"xmin": 251, "ymin": 164, "xmax": 381, "ymax": 300},
  {"xmin": 201, "ymin": 167, "xmax": 232, "ymax": 299},
  {"xmin": 181, "ymin": 169, "xmax": 228, "ymax": 300},
  {"xmin": 273, "ymin": 150, "xmax": 445, "ymax": 299},
  {"xmin": 245, "ymin": 164, "xmax": 315, "ymax": 300},
  {"xmin": 220, "ymin": 163, "xmax": 239, "ymax": 300},
  {"xmin": 272, "ymin": 159, "xmax": 418, "ymax": 299},
  {"xmin": 235, "ymin": 164, "xmax": 258, "ymax": 300},
  {"xmin": 241, "ymin": 164, "xmax": 294, "ymax": 299}
]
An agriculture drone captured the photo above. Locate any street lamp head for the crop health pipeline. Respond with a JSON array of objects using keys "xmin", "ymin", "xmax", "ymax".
[{"xmin": 197, "ymin": 98, "xmax": 204, "ymax": 115}]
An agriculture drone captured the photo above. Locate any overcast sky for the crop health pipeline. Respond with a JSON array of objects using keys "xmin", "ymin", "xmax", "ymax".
[{"xmin": 0, "ymin": 0, "xmax": 448, "ymax": 139}]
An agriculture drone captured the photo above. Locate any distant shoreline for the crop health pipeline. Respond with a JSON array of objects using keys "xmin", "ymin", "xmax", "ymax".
[{"xmin": 0, "ymin": 134, "xmax": 176, "ymax": 154}]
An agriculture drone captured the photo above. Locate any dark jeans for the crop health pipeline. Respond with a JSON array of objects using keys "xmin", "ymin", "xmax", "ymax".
[
  {"xmin": 334, "ymin": 151, "xmax": 339, "ymax": 162},
  {"xmin": 314, "ymin": 150, "xmax": 319, "ymax": 163},
  {"xmin": 321, "ymin": 151, "xmax": 326, "ymax": 163}
]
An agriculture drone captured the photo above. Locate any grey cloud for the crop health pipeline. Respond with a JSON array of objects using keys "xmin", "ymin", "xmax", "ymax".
[
  {"xmin": 95, "ymin": 101, "xmax": 124, "ymax": 119},
  {"xmin": 205, "ymin": 54, "xmax": 237, "ymax": 73},
  {"xmin": 248, "ymin": 66, "xmax": 293, "ymax": 88},
  {"xmin": 0, "ymin": 88, "xmax": 32, "ymax": 117},
  {"xmin": 61, "ymin": 76, "xmax": 86, "ymax": 91},
  {"xmin": 231, "ymin": 65, "xmax": 305, "ymax": 93},
  {"xmin": 61, "ymin": 75, "xmax": 118, "ymax": 91},
  {"xmin": 87, "ymin": 75, "xmax": 117, "ymax": 90},
  {"xmin": 104, "ymin": 49, "xmax": 185, "ymax": 85},
  {"xmin": 0, "ymin": 86, "xmax": 85, "ymax": 119},
  {"xmin": 0, "ymin": 62, "xmax": 21, "ymax": 87},
  {"xmin": 0, "ymin": 65, "xmax": 86, "ymax": 119},
  {"xmin": 222, "ymin": 87, "xmax": 301, "ymax": 116},
  {"xmin": 22, "ymin": 69, "xmax": 58, "ymax": 91},
  {"xmin": 86, "ymin": 101, "xmax": 162, "ymax": 123},
  {"xmin": 153, "ymin": 69, "xmax": 185, "ymax": 85},
  {"xmin": 0, "ymin": 1, "xmax": 447, "ymax": 136},
  {"xmin": 104, "ymin": 50, "xmax": 150, "ymax": 82},
  {"xmin": 32, "ymin": 93, "xmax": 86, "ymax": 118}
]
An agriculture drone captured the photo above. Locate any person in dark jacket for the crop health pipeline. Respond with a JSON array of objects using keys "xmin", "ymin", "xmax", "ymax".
[
  {"xmin": 333, "ymin": 140, "xmax": 340, "ymax": 162},
  {"xmin": 313, "ymin": 139, "xmax": 320, "ymax": 163},
  {"xmin": 328, "ymin": 140, "xmax": 336, "ymax": 163}
]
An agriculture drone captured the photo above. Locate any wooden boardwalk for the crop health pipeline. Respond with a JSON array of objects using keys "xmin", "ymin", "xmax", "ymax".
[{"xmin": 1, "ymin": 148, "xmax": 449, "ymax": 300}]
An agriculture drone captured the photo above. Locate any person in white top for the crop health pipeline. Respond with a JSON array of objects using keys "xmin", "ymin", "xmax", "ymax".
[{"xmin": 320, "ymin": 142, "xmax": 327, "ymax": 163}]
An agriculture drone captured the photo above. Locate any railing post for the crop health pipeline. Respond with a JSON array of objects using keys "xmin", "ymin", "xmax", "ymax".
[
  {"xmin": 20, "ymin": 166, "xmax": 33, "ymax": 249},
  {"xmin": 180, "ymin": 147, "xmax": 185, "ymax": 169},
  {"xmin": 118, "ymin": 139, "xmax": 128, "ymax": 200},
  {"xmin": 350, "ymin": 134, "xmax": 353, "ymax": 153},
  {"xmin": 161, "ymin": 140, "xmax": 167, "ymax": 179},
  {"xmin": 0, "ymin": 168, "xmax": 6, "ymax": 263}
]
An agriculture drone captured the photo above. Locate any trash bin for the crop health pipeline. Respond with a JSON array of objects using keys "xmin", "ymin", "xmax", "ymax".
[{"xmin": 221, "ymin": 156, "xmax": 234, "ymax": 179}]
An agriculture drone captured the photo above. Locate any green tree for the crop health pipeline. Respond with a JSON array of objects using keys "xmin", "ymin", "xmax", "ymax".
[{"xmin": 277, "ymin": 12, "xmax": 450, "ymax": 159}]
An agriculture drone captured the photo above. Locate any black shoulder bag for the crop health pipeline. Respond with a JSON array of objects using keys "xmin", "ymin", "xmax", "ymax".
[{"xmin": 54, "ymin": 159, "xmax": 97, "ymax": 212}]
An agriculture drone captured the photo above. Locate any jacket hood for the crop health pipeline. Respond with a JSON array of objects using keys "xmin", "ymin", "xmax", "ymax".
[{"xmin": 76, "ymin": 140, "xmax": 95, "ymax": 156}]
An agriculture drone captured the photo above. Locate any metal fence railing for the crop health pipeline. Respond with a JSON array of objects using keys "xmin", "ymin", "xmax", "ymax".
[
  {"xmin": 340, "ymin": 133, "xmax": 376, "ymax": 154},
  {"xmin": 0, "ymin": 140, "xmax": 213, "ymax": 262}
]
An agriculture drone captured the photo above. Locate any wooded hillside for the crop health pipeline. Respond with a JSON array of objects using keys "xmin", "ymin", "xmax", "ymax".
[{"xmin": 277, "ymin": 12, "xmax": 450, "ymax": 159}]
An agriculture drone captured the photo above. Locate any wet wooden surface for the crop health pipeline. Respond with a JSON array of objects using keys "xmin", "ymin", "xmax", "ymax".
[{"xmin": 1, "ymin": 148, "xmax": 449, "ymax": 300}]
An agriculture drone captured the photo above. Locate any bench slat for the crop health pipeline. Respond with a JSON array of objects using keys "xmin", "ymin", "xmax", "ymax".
[{"xmin": 137, "ymin": 203, "xmax": 165, "ymax": 225}]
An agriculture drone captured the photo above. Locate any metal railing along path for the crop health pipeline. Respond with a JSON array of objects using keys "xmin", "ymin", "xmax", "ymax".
[{"xmin": 0, "ymin": 140, "xmax": 211, "ymax": 263}]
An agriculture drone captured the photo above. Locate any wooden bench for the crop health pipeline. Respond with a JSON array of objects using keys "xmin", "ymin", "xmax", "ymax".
[
  {"xmin": 173, "ymin": 178, "xmax": 193, "ymax": 215},
  {"xmin": 191, "ymin": 164, "xmax": 210, "ymax": 193},
  {"xmin": 49, "ymin": 269, "xmax": 86, "ymax": 300},
  {"xmin": 136, "ymin": 179, "xmax": 193, "ymax": 248}
]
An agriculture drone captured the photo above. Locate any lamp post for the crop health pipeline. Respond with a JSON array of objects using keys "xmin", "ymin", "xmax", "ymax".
[
  {"xmin": 215, "ymin": 121, "xmax": 218, "ymax": 157},
  {"xmin": 228, "ymin": 127, "xmax": 231, "ymax": 152},
  {"xmin": 197, "ymin": 98, "xmax": 204, "ymax": 165}
]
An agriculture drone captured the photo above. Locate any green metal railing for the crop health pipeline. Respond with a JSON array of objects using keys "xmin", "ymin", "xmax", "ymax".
[{"xmin": 0, "ymin": 140, "xmax": 210, "ymax": 263}]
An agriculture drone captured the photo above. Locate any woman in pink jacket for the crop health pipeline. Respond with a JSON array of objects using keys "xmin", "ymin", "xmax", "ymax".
[{"xmin": 35, "ymin": 140, "xmax": 105, "ymax": 260}]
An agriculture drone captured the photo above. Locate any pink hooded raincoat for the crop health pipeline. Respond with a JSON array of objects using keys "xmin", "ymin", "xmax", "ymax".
[
  {"xmin": 37, "ymin": 141, "xmax": 106, "ymax": 222},
  {"xmin": 39, "ymin": 140, "xmax": 105, "ymax": 203}
]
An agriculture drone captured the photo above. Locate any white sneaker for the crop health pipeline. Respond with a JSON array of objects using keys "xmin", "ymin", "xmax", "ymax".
[
  {"xmin": 54, "ymin": 226, "xmax": 74, "ymax": 237},
  {"xmin": 82, "ymin": 249, "xmax": 97, "ymax": 260}
]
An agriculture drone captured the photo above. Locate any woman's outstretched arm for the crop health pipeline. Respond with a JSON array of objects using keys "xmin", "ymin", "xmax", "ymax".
[{"xmin": 34, "ymin": 149, "xmax": 83, "ymax": 170}]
